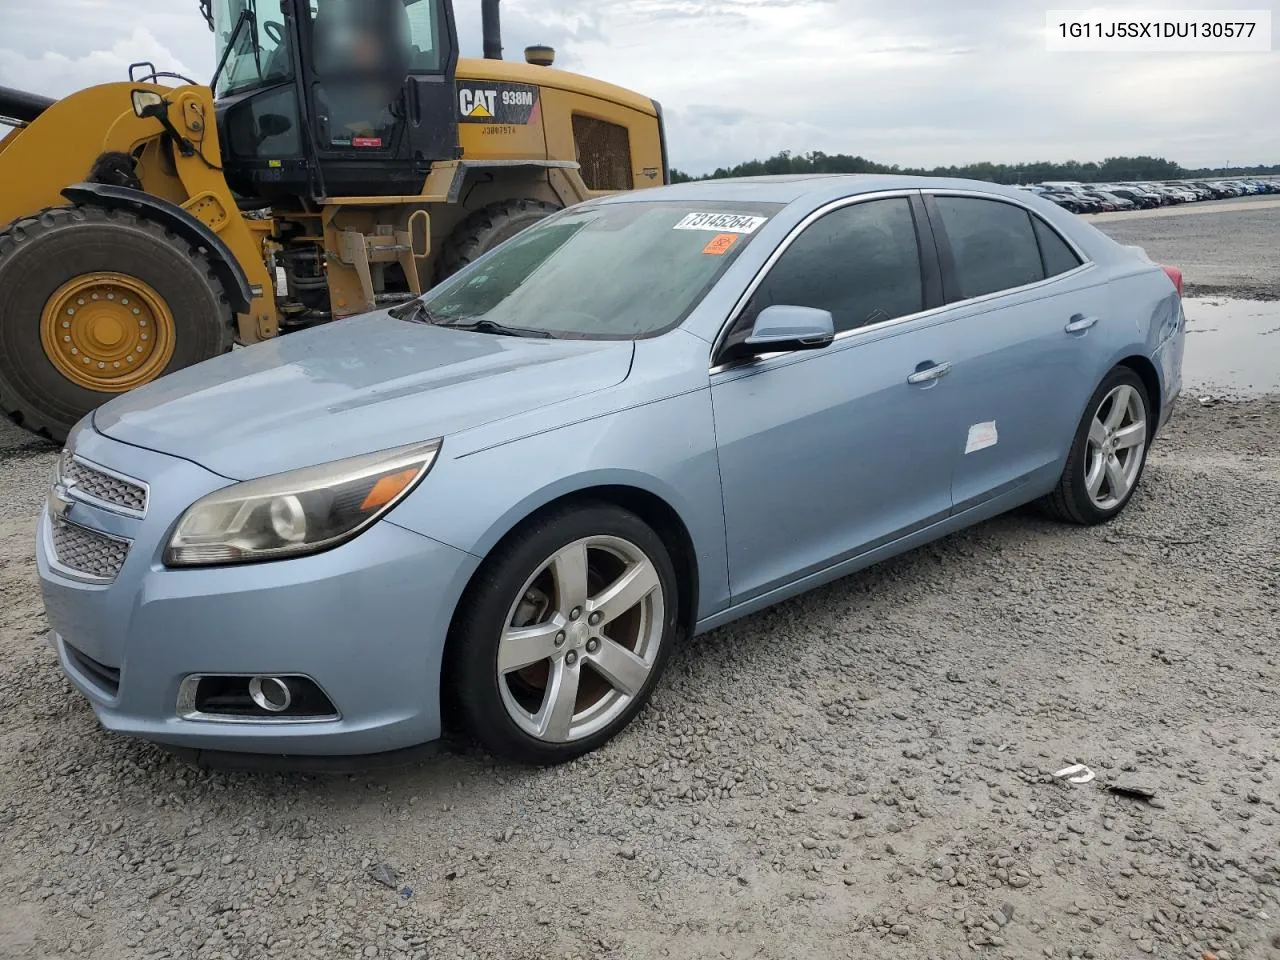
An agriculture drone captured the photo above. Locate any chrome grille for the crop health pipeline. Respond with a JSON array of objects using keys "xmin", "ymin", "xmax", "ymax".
[
  {"xmin": 49, "ymin": 519, "xmax": 130, "ymax": 581},
  {"xmin": 61, "ymin": 452, "xmax": 147, "ymax": 515}
]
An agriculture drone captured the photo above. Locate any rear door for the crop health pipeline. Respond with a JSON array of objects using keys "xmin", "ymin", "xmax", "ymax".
[{"xmin": 922, "ymin": 193, "xmax": 1106, "ymax": 511}]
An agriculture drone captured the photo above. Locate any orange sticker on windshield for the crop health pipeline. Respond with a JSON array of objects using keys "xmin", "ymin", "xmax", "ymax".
[{"xmin": 703, "ymin": 233, "xmax": 739, "ymax": 256}]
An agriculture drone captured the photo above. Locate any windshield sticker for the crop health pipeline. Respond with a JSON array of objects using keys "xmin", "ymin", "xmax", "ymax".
[
  {"xmin": 673, "ymin": 213, "xmax": 768, "ymax": 234},
  {"xmin": 702, "ymin": 233, "xmax": 740, "ymax": 256}
]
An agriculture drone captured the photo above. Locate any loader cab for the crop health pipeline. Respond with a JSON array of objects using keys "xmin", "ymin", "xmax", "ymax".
[{"xmin": 208, "ymin": 0, "xmax": 461, "ymax": 202}]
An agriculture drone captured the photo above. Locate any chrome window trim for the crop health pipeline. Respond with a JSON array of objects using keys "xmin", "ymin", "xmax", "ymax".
[
  {"xmin": 176, "ymin": 674, "xmax": 342, "ymax": 724},
  {"xmin": 41, "ymin": 512, "xmax": 130, "ymax": 586},
  {"xmin": 709, "ymin": 187, "xmax": 1096, "ymax": 374},
  {"xmin": 62, "ymin": 452, "xmax": 150, "ymax": 519}
]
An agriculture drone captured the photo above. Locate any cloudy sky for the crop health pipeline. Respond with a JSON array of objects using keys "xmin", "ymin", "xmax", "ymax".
[{"xmin": 2, "ymin": 0, "xmax": 1276, "ymax": 174}]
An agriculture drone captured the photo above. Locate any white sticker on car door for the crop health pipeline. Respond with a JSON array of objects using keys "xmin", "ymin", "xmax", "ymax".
[{"xmin": 965, "ymin": 421, "xmax": 998, "ymax": 454}]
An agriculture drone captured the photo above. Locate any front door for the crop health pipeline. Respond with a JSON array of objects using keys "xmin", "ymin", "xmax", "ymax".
[{"xmin": 710, "ymin": 194, "xmax": 957, "ymax": 604}]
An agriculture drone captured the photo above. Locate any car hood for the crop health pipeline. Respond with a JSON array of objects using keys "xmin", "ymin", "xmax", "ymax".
[{"xmin": 94, "ymin": 312, "xmax": 635, "ymax": 479}]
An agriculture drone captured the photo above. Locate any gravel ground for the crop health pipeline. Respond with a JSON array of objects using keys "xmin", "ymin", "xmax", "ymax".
[
  {"xmin": 3, "ymin": 212, "xmax": 1280, "ymax": 960},
  {"xmin": 1093, "ymin": 197, "xmax": 1280, "ymax": 301}
]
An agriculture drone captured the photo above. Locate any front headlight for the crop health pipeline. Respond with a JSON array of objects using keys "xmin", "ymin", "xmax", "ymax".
[{"xmin": 164, "ymin": 440, "xmax": 441, "ymax": 567}]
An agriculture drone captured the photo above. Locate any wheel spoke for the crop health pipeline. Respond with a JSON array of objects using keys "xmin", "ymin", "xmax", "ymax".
[
  {"xmin": 588, "ymin": 638, "xmax": 650, "ymax": 697},
  {"xmin": 498, "ymin": 620, "xmax": 564, "ymax": 674},
  {"xmin": 1114, "ymin": 421, "xmax": 1146, "ymax": 450},
  {"xmin": 1086, "ymin": 453, "xmax": 1106, "ymax": 497},
  {"xmin": 1089, "ymin": 417, "xmax": 1108, "ymax": 450},
  {"xmin": 534, "ymin": 659, "xmax": 581, "ymax": 743},
  {"xmin": 550, "ymin": 542, "xmax": 589, "ymax": 615},
  {"xmin": 588, "ymin": 559, "xmax": 660, "ymax": 626},
  {"xmin": 1105, "ymin": 453, "xmax": 1128, "ymax": 498},
  {"xmin": 1104, "ymin": 386, "xmax": 1132, "ymax": 429}
]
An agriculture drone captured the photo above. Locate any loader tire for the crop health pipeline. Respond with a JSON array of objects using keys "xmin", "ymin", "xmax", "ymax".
[
  {"xmin": 0, "ymin": 205, "xmax": 234, "ymax": 443},
  {"xmin": 438, "ymin": 199, "xmax": 562, "ymax": 280}
]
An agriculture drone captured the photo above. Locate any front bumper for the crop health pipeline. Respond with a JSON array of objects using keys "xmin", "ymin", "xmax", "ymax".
[{"xmin": 37, "ymin": 428, "xmax": 479, "ymax": 757}]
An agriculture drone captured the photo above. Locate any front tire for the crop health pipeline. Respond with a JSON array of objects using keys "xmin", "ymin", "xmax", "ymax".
[
  {"xmin": 446, "ymin": 503, "xmax": 679, "ymax": 765},
  {"xmin": 437, "ymin": 199, "xmax": 562, "ymax": 281},
  {"xmin": 0, "ymin": 205, "xmax": 233, "ymax": 441},
  {"xmin": 1041, "ymin": 367, "xmax": 1152, "ymax": 525}
]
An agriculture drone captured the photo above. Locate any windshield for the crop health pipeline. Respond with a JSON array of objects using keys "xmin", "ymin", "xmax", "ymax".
[
  {"xmin": 213, "ymin": 0, "xmax": 444, "ymax": 98},
  {"xmin": 312, "ymin": 0, "xmax": 443, "ymax": 76},
  {"xmin": 213, "ymin": 0, "xmax": 293, "ymax": 97},
  {"xmin": 420, "ymin": 201, "xmax": 783, "ymax": 340}
]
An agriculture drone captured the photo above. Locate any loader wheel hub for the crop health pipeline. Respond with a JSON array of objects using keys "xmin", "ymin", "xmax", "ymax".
[
  {"xmin": 40, "ymin": 273, "xmax": 176, "ymax": 392},
  {"xmin": 89, "ymin": 316, "xmax": 125, "ymax": 347}
]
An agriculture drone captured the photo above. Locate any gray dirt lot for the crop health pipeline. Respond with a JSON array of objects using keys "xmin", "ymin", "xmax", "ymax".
[
  {"xmin": 2, "ymin": 206, "xmax": 1279, "ymax": 960},
  {"xmin": 1091, "ymin": 197, "xmax": 1280, "ymax": 301}
]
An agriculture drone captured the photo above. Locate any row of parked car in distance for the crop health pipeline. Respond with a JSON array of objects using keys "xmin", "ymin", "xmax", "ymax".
[{"xmin": 1018, "ymin": 178, "xmax": 1280, "ymax": 214}]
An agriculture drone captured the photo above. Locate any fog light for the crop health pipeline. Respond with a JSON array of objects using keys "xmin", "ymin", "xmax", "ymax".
[
  {"xmin": 178, "ymin": 674, "xmax": 339, "ymax": 721},
  {"xmin": 248, "ymin": 676, "xmax": 292, "ymax": 713}
]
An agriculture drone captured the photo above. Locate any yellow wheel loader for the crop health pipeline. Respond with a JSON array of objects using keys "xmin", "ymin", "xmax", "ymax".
[{"xmin": 0, "ymin": 0, "xmax": 669, "ymax": 442}]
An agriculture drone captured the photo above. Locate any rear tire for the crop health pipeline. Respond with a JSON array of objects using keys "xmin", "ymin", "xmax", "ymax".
[
  {"xmin": 0, "ymin": 205, "xmax": 234, "ymax": 442},
  {"xmin": 446, "ymin": 502, "xmax": 679, "ymax": 765},
  {"xmin": 1041, "ymin": 366, "xmax": 1152, "ymax": 525},
  {"xmin": 438, "ymin": 198, "xmax": 562, "ymax": 280}
]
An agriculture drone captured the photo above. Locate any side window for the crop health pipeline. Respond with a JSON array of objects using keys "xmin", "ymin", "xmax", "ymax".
[
  {"xmin": 743, "ymin": 198, "xmax": 923, "ymax": 335},
  {"xmin": 1033, "ymin": 216, "xmax": 1083, "ymax": 278},
  {"xmin": 403, "ymin": 0, "xmax": 443, "ymax": 71},
  {"xmin": 935, "ymin": 196, "xmax": 1044, "ymax": 299}
]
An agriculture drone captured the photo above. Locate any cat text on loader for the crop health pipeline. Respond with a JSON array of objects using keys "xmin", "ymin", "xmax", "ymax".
[{"xmin": 0, "ymin": 0, "xmax": 669, "ymax": 441}]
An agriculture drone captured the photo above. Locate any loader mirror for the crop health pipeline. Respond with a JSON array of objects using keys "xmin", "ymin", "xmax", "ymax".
[{"xmin": 131, "ymin": 90, "xmax": 166, "ymax": 118}]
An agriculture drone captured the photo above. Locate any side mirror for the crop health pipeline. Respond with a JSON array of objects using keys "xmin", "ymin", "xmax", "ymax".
[{"xmin": 743, "ymin": 304, "xmax": 835, "ymax": 353}]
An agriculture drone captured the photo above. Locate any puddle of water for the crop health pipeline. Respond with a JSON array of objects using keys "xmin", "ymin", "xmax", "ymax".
[{"xmin": 1181, "ymin": 297, "xmax": 1280, "ymax": 397}]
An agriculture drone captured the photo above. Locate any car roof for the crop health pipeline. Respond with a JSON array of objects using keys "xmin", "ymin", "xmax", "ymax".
[
  {"xmin": 598, "ymin": 174, "xmax": 1043, "ymax": 207},
  {"xmin": 597, "ymin": 172, "xmax": 1126, "ymax": 280}
]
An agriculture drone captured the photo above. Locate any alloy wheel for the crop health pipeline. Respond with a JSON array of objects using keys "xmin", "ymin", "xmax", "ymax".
[
  {"xmin": 496, "ymin": 536, "xmax": 665, "ymax": 744},
  {"xmin": 1084, "ymin": 383, "xmax": 1147, "ymax": 510}
]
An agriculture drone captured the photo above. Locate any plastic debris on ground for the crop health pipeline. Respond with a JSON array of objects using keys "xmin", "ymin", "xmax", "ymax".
[{"xmin": 1053, "ymin": 763, "xmax": 1096, "ymax": 784}]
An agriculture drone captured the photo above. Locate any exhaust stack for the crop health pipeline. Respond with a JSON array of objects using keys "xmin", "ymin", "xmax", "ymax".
[{"xmin": 482, "ymin": 0, "xmax": 503, "ymax": 60}]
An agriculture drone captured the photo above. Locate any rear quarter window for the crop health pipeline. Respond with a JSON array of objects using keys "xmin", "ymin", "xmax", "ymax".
[{"xmin": 1033, "ymin": 217, "xmax": 1084, "ymax": 278}]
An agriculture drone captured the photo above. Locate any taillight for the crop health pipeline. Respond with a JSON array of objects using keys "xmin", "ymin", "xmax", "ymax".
[{"xmin": 1161, "ymin": 265, "xmax": 1183, "ymax": 298}]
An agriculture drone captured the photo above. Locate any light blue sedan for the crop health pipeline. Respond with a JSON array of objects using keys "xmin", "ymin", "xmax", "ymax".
[{"xmin": 37, "ymin": 175, "xmax": 1186, "ymax": 765}]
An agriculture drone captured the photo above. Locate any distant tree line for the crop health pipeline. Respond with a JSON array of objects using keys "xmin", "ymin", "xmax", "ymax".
[{"xmin": 670, "ymin": 152, "xmax": 1280, "ymax": 185}]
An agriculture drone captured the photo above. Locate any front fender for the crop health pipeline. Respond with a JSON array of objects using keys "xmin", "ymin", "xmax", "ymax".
[
  {"xmin": 388, "ymin": 387, "xmax": 732, "ymax": 622},
  {"xmin": 61, "ymin": 182, "xmax": 252, "ymax": 313}
]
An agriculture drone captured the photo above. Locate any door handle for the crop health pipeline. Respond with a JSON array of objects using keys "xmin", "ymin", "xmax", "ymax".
[
  {"xmin": 1065, "ymin": 314, "xmax": 1100, "ymax": 334},
  {"xmin": 907, "ymin": 361, "xmax": 952, "ymax": 385}
]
